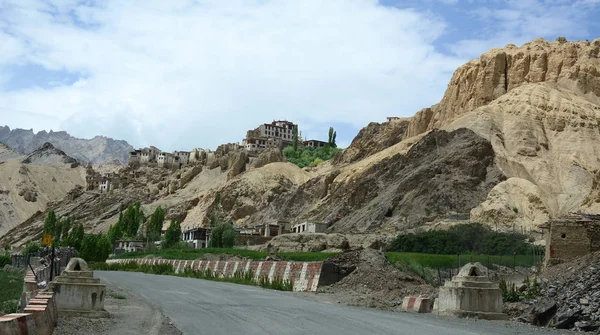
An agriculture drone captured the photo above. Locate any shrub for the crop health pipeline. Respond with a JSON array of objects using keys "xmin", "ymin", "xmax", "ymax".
[
  {"xmin": 499, "ymin": 279, "xmax": 520, "ymax": 302},
  {"xmin": 0, "ymin": 254, "xmax": 11, "ymax": 268},
  {"xmin": 80, "ymin": 234, "xmax": 112, "ymax": 262},
  {"xmin": 22, "ymin": 241, "xmax": 42, "ymax": 255},
  {"xmin": 388, "ymin": 222, "xmax": 543, "ymax": 256}
]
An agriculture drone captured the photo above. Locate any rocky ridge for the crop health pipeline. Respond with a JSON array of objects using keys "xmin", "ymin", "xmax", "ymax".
[{"xmin": 0, "ymin": 126, "xmax": 134, "ymax": 164}]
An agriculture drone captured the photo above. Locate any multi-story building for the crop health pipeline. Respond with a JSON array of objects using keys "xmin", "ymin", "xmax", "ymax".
[{"xmin": 245, "ymin": 120, "xmax": 297, "ymax": 152}]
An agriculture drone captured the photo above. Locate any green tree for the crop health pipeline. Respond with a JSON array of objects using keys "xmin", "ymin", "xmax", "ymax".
[
  {"xmin": 292, "ymin": 125, "xmax": 299, "ymax": 151},
  {"xmin": 208, "ymin": 222, "xmax": 237, "ymax": 248},
  {"xmin": 162, "ymin": 220, "xmax": 182, "ymax": 249},
  {"xmin": 64, "ymin": 223, "xmax": 84, "ymax": 251},
  {"xmin": 80, "ymin": 234, "xmax": 112, "ymax": 262},
  {"xmin": 147, "ymin": 206, "xmax": 165, "ymax": 241},
  {"xmin": 44, "ymin": 210, "xmax": 57, "ymax": 237},
  {"xmin": 332, "ymin": 130, "xmax": 337, "ymax": 148},
  {"xmin": 328, "ymin": 127, "xmax": 334, "ymax": 146}
]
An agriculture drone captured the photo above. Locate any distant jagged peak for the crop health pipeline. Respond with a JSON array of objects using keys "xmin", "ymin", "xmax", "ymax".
[
  {"xmin": 0, "ymin": 125, "xmax": 134, "ymax": 164},
  {"xmin": 22, "ymin": 142, "xmax": 79, "ymax": 167}
]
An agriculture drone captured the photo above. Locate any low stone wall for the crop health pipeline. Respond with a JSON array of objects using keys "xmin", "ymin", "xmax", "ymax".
[
  {"xmin": 107, "ymin": 258, "xmax": 326, "ymax": 292},
  {"xmin": 1, "ymin": 268, "xmax": 58, "ymax": 335}
]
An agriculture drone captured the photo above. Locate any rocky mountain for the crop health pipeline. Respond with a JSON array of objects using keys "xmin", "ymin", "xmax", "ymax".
[
  {"xmin": 0, "ymin": 126, "xmax": 133, "ymax": 164},
  {"xmin": 2, "ymin": 37, "xmax": 600, "ymax": 247},
  {"xmin": 21, "ymin": 142, "xmax": 80, "ymax": 167},
  {"xmin": 422, "ymin": 38, "xmax": 600, "ymax": 231}
]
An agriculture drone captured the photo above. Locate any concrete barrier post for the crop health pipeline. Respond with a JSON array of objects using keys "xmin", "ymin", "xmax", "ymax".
[
  {"xmin": 23, "ymin": 305, "xmax": 52, "ymax": 335},
  {"xmin": 0, "ymin": 313, "xmax": 37, "ymax": 335},
  {"xmin": 36, "ymin": 293, "xmax": 58, "ymax": 327},
  {"xmin": 28, "ymin": 299, "xmax": 56, "ymax": 327}
]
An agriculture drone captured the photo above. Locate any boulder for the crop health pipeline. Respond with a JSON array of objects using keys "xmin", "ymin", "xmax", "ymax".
[{"xmin": 529, "ymin": 298, "xmax": 557, "ymax": 327}]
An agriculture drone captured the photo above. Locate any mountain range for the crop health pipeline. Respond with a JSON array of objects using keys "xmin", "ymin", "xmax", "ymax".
[{"xmin": 0, "ymin": 126, "xmax": 133, "ymax": 164}]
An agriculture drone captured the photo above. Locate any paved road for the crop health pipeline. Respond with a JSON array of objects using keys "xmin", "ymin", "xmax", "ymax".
[{"xmin": 96, "ymin": 271, "xmax": 563, "ymax": 335}]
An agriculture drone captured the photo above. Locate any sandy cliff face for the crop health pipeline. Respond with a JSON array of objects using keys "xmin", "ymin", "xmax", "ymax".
[
  {"xmin": 401, "ymin": 38, "xmax": 600, "ymax": 231},
  {"xmin": 406, "ymin": 38, "xmax": 600, "ymax": 138}
]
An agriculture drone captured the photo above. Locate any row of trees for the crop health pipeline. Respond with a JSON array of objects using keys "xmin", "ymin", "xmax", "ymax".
[
  {"xmin": 43, "ymin": 210, "xmax": 85, "ymax": 250},
  {"xmin": 38, "ymin": 195, "xmax": 242, "ymax": 262},
  {"xmin": 388, "ymin": 223, "xmax": 544, "ymax": 255}
]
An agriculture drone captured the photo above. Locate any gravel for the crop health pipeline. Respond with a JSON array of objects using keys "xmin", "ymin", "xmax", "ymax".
[
  {"xmin": 54, "ymin": 283, "xmax": 181, "ymax": 335},
  {"xmin": 317, "ymin": 248, "xmax": 435, "ymax": 310}
]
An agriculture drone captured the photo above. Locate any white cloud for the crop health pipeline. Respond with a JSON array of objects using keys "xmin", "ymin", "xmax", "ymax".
[
  {"xmin": 449, "ymin": 0, "xmax": 598, "ymax": 59},
  {"xmin": 0, "ymin": 0, "xmax": 463, "ymax": 150}
]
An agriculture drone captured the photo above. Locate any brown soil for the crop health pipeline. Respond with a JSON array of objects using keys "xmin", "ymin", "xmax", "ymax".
[{"xmin": 317, "ymin": 249, "xmax": 434, "ymax": 311}]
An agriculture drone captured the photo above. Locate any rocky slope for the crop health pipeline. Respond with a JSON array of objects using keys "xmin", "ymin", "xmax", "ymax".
[
  {"xmin": 398, "ymin": 38, "xmax": 600, "ymax": 232},
  {"xmin": 332, "ymin": 118, "xmax": 410, "ymax": 165},
  {"xmin": 0, "ymin": 126, "xmax": 133, "ymax": 164},
  {"xmin": 0, "ymin": 143, "xmax": 22, "ymax": 163}
]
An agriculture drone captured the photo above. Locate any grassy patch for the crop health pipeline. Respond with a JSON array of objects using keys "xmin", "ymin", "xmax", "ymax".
[
  {"xmin": 0, "ymin": 270, "xmax": 24, "ymax": 316},
  {"xmin": 109, "ymin": 248, "xmax": 337, "ymax": 262},
  {"xmin": 92, "ymin": 262, "xmax": 293, "ymax": 291},
  {"xmin": 386, "ymin": 252, "xmax": 539, "ymax": 270},
  {"xmin": 109, "ymin": 293, "xmax": 127, "ymax": 300}
]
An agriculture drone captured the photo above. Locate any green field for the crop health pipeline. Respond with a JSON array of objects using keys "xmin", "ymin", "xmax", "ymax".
[
  {"xmin": 0, "ymin": 270, "xmax": 24, "ymax": 316},
  {"xmin": 110, "ymin": 248, "xmax": 338, "ymax": 262},
  {"xmin": 385, "ymin": 252, "xmax": 542, "ymax": 270}
]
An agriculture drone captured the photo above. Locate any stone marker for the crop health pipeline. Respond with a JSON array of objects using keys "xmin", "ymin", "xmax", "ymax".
[
  {"xmin": 433, "ymin": 262, "xmax": 508, "ymax": 320},
  {"xmin": 49, "ymin": 258, "xmax": 109, "ymax": 318}
]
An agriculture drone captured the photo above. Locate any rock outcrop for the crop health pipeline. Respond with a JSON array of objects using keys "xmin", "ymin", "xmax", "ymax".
[
  {"xmin": 333, "ymin": 118, "xmax": 410, "ymax": 165},
  {"xmin": 252, "ymin": 148, "xmax": 283, "ymax": 169},
  {"xmin": 226, "ymin": 151, "xmax": 248, "ymax": 180},
  {"xmin": 405, "ymin": 38, "xmax": 600, "ymax": 139},
  {"xmin": 470, "ymin": 178, "xmax": 550, "ymax": 232}
]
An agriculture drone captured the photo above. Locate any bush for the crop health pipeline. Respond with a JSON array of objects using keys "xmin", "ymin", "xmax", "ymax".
[
  {"xmin": 208, "ymin": 223, "xmax": 237, "ymax": 248},
  {"xmin": 80, "ymin": 234, "xmax": 112, "ymax": 262},
  {"xmin": 283, "ymin": 146, "xmax": 342, "ymax": 168},
  {"xmin": 388, "ymin": 223, "xmax": 543, "ymax": 256},
  {"xmin": 22, "ymin": 241, "xmax": 41, "ymax": 255},
  {"xmin": 0, "ymin": 254, "xmax": 11, "ymax": 268},
  {"xmin": 499, "ymin": 279, "xmax": 521, "ymax": 302}
]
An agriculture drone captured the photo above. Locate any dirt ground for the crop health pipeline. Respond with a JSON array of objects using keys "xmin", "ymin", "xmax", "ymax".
[
  {"xmin": 54, "ymin": 284, "xmax": 181, "ymax": 335},
  {"xmin": 309, "ymin": 249, "xmax": 435, "ymax": 311}
]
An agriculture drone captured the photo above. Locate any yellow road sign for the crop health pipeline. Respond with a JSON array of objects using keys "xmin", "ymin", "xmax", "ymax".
[{"xmin": 42, "ymin": 234, "xmax": 52, "ymax": 246}]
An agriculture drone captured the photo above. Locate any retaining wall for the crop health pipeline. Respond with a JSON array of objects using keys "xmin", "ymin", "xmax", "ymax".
[{"xmin": 106, "ymin": 258, "xmax": 326, "ymax": 292}]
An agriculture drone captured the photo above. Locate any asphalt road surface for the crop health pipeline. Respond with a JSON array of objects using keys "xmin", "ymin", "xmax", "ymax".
[{"xmin": 96, "ymin": 271, "xmax": 565, "ymax": 335}]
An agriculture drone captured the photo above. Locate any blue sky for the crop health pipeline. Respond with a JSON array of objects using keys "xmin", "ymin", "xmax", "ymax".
[{"xmin": 0, "ymin": 0, "xmax": 599, "ymax": 151}]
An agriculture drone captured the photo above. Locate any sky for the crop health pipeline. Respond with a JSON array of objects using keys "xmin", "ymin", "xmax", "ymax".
[{"xmin": 0, "ymin": 0, "xmax": 599, "ymax": 151}]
